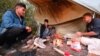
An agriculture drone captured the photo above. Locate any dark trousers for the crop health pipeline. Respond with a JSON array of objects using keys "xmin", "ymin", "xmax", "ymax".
[{"xmin": 0, "ymin": 27, "xmax": 32, "ymax": 46}]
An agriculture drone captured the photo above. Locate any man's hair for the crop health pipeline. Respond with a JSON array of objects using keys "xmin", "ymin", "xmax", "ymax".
[
  {"xmin": 15, "ymin": 3, "xmax": 26, "ymax": 9},
  {"xmin": 44, "ymin": 19, "xmax": 49, "ymax": 23},
  {"xmin": 83, "ymin": 12, "xmax": 93, "ymax": 17}
]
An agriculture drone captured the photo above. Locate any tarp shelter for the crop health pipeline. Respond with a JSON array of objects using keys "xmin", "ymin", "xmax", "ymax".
[
  {"xmin": 28, "ymin": 0, "xmax": 100, "ymax": 34},
  {"xmin": 73, "ymin": 0, "xmax": 100, "ymax": 14}
]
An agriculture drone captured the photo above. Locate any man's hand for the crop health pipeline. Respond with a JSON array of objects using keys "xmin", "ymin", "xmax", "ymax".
[
  {"xmin": 25, "ymin": 26, "xmax": 32, "ymax": 32},
  {"xmin": 75, "ymin": 32, "xmax": 83, "ymax": 37},
  {"xmin": 75, "ymin": 31, "xmax": 97, "ymax": 37},
  {"xmin": 71, "ymin": 32, "xmax": 82, "ymax": 42}
]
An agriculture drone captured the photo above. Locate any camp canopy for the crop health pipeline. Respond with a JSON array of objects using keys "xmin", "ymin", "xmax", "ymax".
[
  {"xmin": 73, "ymin": 0, "xmax": 100, "ymax": 14},
  {"xmin": 28, "ymin": 0, "xmax": 100, "ymax": 34}
]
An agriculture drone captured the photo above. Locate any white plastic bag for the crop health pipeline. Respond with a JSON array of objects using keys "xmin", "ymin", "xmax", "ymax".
[{"xmin": 71, "ymin": 41, "xmax": 81, "ymax": 52}]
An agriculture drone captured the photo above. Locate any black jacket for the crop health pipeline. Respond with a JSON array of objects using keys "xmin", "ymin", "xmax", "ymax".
[{"xmin": 40, "ymin": 24, "xmax": 49, "ymax": 38}]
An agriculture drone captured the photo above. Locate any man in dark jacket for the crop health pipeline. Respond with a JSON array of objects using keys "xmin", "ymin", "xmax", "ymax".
[
  {"xmin": 73, "ymin": 13, "xmax": 100, "ymax": 55},
  {"xmin": 0, "ymin": 3, "xmax": 32, "ymax": 48},
  {"xmin": 40, "ymin": 19, "xmax": 49, "ymax": 39},
  {"xmin": 34, "ymin": 19, "xmax": 50, "ymax": 48}
]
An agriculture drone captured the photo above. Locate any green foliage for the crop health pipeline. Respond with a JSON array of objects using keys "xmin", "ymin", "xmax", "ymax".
[
  {"xmin": 24, "ymin": 2, "xmax": 37, "ymax": 35},
  {"xmin": 19, "ymin": 0, "xmax": 37, "ymax": 34},
  {"xmin": 0, "ymin": 0, "xmax": 19, "ymax": 23}
]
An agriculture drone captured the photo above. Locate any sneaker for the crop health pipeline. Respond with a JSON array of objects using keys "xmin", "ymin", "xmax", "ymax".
[
  {"xmin": 34, "ymin": 38, "xmax": 46, "ymax": 48},
  {"xmin": 6, "ymin": 49, "xmax": 16, "ymax": 54},
  {"xmin": 39, "ymin": 38, "xmax": 47, "ymax": 42}
]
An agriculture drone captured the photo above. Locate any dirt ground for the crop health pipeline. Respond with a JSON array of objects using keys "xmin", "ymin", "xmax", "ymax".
[{"xmin": 0, "ymin": 39, "xmax": 88, "ymax": 56}]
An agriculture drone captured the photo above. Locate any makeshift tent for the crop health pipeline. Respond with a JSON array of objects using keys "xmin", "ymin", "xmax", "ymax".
[
  {"xmin": 28, "ymin": 0, "xmax": 100, "ymax": 34},
  {"xmin": 73, "ymin": 0, "xmax": 100, "ymax": 14}
]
